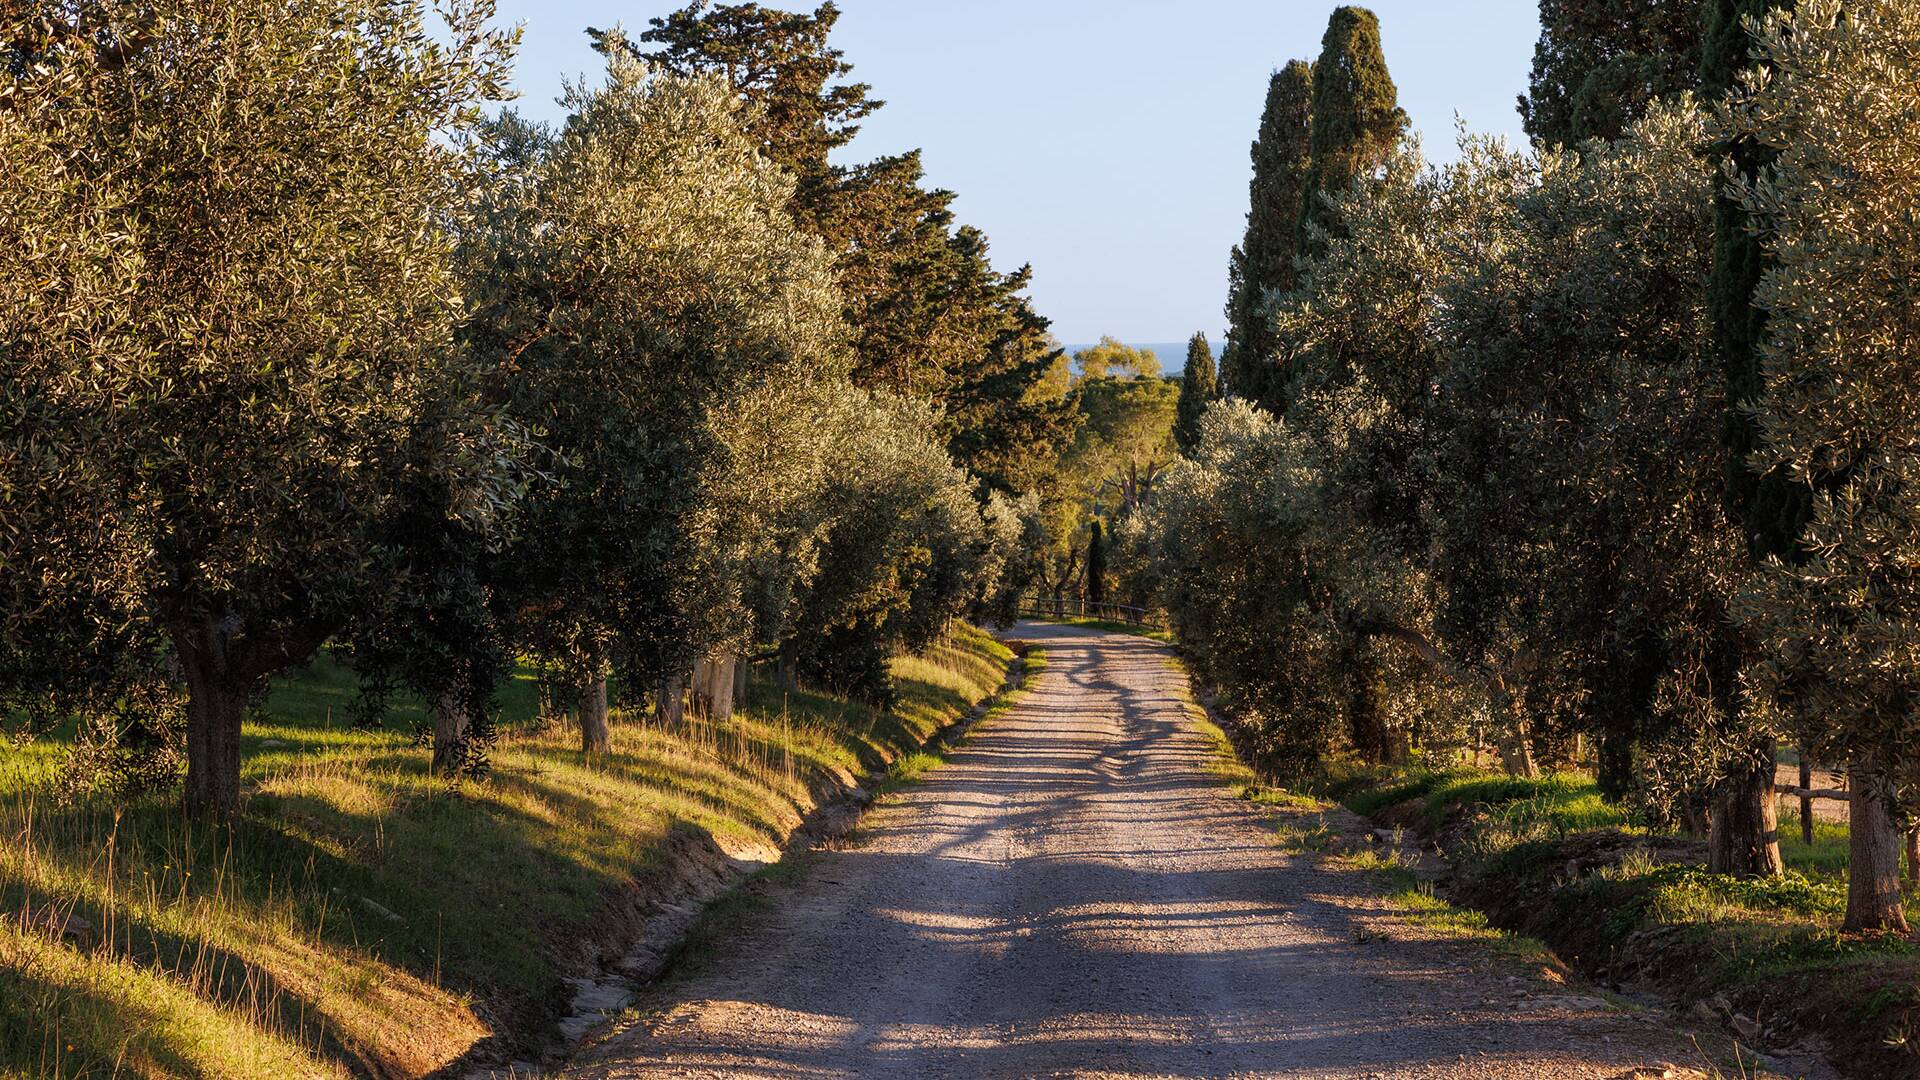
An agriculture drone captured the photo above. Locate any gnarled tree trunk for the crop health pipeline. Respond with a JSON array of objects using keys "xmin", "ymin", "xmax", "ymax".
[
  {"xmin": 1845, "ymin": 753, "xmax": 1910, "ymax": 933},
  {"xmin": 180, "ymin": 641, "xmax": 247, "ymax": 815},
  {"xmin": 174, "ymin": 614, "xmax": 325, "ymax": 816},
  {"xmin": 431, "ymin": 692, "xmax": 470, "ymax": 777},
  {"xmin": 776, "ymin": 639, "xmax": 798, "ymax": 690},
  {"xmin": 1345, "ymin": 647, "xmax": 1390, "ymax": 765},
  {"xmin": 580, "ymin": 673, "xmax": 610, "ymax": 755},
  {"xmin": 1707, "ymin": 740, "xmax": 1783, "ymax": 877}
]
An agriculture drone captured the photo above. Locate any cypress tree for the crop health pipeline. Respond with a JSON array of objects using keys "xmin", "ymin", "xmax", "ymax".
[
  {"xmin": 1701, "ymin": 0, "xmax": 1795, "ymax": 880},
  {"xmin": 1297, "ymin": 7, "xmax": 1407, "ymax": 262},
  {"xmin": 1519, "ymin": 0, "xmax": 1705, "ymax": 147},
  {"xmin": 1704, "ymin": 0, "xmax": 1803, "ymax": 559},
  {"xmin": 1221, "ymin": 60, "xmax": 1312, "ymax": 410},
  {"xmin": 1174, "ymin": 332, "xmax": 1219, "ymax": 455},
  {"xmin": 1086, "ymin": 520, "xmax": 1107, "ymax": 609}
]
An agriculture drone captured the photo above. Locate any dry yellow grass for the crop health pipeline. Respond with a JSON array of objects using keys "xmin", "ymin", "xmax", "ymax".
[{"xmin": 0, "ymin": 626, "xmax": 1012, "ymax": 1078}]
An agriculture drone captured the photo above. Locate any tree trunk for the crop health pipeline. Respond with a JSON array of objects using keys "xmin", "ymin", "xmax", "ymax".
[
  {"xmin": 707, "ymin": 655, "xmax": 736, "ymax": 725},
  {"xmin": 431, "ymin": 692, "xmax": 470, "ymax": 777},
  {"xmin": 180, "ymin": 640, "xmax": 247, "ymax": 816},
  {"xmin": 1345, "ymin": 650, "xmax": 1390, "ymax": 765},
  {"xmin": 1707, "ymin": 741, "xmax": 1784, "ymax": 877},
  {"xmin": 657, "ymin": 670, "xmax": 685, "ymax": 727},
  {"xmin": 690, "ymin": 658, "xmax": 713, "ymax": 717},
  {"xmin": 732, "ymin": 656, "xmax": 748, "ymax": 709},
  {"xmin": 1800, "ymin": 760, "xmax": 1815, "ymax": 846},
  {"xmin": 776, "ymin": 639, "xmax": 798, "ymax": 690},
  {"xmin": 1680, "ymin": 798, "xmax": 1710, "ymax": 839},
  {"xmin": 1845, "ymin": 754, "xmax": 1910, "ymax": 933},
  {"xmin": 174, "ymin": 617, "xmax": 259, "ymax": 816},
  {"xmin": 1906, "ymin": 824, "xmax": 1920, "ymax": 890},
  {"xmin": 1487, "ymin": 679, "xmax": 1539, "ymax": 778},
  {"xmin": 580, "ymin": 673, "xmax": 610, "ymax": 755}
]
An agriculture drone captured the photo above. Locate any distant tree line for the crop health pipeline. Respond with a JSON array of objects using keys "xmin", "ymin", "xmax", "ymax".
[{"xmin": 1131, "ymin": 0, "xmax": 1920, "ymax": 934}]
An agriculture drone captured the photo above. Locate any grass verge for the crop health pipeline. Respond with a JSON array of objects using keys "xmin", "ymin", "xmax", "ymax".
[
  {"xmin": 1317, "ymin": 762, "xmax": 1920, "ymax": 1080},
  {"xmin": 0, "ymin": 626, "xmax": 1012, "ymax": 1079}
]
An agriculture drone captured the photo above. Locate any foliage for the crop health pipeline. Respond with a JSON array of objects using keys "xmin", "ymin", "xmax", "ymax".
[
  {"xmin": 632, "ymin": 2, "xmax": 1076, "ymax": 495},
  {"xmin": 1296, "ymin": 7, "xmax": 1407, "ymax": 265},
  {"xmin": 466, "ymin": 47, "xmax": 849, "ymax": 713},
  {"xmin": 1726, "ymin": 0, "xmax": 1920, "ymax": 929},
  {"xmin": 1222, "ymin": 59, "xmax": 1314, "ymax": 409},
  {"xmin": 1519, "ymin": 0, "xmax": 1704, "ymax": 146},
  {"xmin": 0, "ymin": 0, "xmax": 521, "ymax": 812},
  {"xmin": 1071, "ymin": 337, "xmax": 1160, "ymax": 381},
  {"xmin": 1173, "ymin": 332, "xmax": 1219, "ymax": 456}
]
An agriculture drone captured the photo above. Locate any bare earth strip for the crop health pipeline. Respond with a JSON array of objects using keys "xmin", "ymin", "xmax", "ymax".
[{"xmin": 569, "ymin": 622, "xmax": 1778, "ymax": 1080}]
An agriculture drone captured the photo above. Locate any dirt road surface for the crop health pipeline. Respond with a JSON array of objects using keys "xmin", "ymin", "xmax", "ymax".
[{"xmin": 570, "ymin": 622, "xmax": 1797, "ymax": 1079}]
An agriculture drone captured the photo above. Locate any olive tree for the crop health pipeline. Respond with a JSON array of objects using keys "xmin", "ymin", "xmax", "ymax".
[
  {"xmin": 468, "ymin": 46, "xmax": 848, "ymax": 751},
  {"xmin": 1727, "ymin": 0, "xmax": 1920, "ymax": 930},
  {"xmin": 0, "ymin": 0, "xmax": 520, "ymax": 813}
]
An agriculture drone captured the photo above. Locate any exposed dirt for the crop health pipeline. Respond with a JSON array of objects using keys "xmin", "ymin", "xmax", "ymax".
[{"xmin": 568, "ymin": 623, "xmax": 1791, "ymax": 1079}]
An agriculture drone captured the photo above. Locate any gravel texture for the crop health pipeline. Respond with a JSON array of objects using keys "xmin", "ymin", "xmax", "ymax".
[{"xmin": 570, "ymin": 622, "xmax": 1792, "ymax": 1079}]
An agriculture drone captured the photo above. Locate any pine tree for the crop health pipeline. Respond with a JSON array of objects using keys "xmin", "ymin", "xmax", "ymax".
[
  {"xmin": 1222, "ymin": 61, "xmax": 1312, "ymax": 410},
  {"xmin": 628, "ymin": 3, "xmax": 1074, "ymax": 494},
  {"xmin": 1174, "ymin": 332, "xmax": 1219, "ymax": 455},
  {"xmin": 1086, "ymin": 520, "xmax": 1107, "ymax": 609},
  {"xmin": 1518, "ymin": 0, "xmax": 1704, "ymax": 147},
  {"xmin": 1297, "ymin": 7, "xmax": 1407, "ymax": 262}
]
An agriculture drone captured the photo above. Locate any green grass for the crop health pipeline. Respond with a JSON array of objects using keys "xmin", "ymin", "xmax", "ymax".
[
  {"xmin": 1310, "ymin": 759, "xmax": 1920, "ymax": 1079},
  {"xmin": 0, "ymin": 626, "xmax": 1012, "ymax": 1078},
  {"xmin": 1778, "ymin": 806, "xmax": 1851, "ymax": 876}
]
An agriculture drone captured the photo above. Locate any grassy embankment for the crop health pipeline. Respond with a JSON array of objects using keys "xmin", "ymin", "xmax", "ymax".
[
  {"xmin": 1277, "ymin": 763, "xmax": 1918, "ymax": 1079},
  {"xmin": 0, "ymin": 626, "xmax": 1013, "ymax": 1079}
]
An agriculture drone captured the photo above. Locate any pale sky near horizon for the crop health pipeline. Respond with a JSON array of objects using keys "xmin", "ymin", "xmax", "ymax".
[{"xmin": 485, "ymin": 1, "xmax": 1542, "ymax": 344}]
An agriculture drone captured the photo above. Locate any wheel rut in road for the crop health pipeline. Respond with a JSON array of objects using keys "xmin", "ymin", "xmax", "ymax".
[{"xmin": 568, "ymin": 622, "xmax": 1779, "ymax": 1079}]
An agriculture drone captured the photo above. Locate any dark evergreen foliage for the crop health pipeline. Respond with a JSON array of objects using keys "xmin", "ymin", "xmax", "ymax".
[
  {"xmin": 1519, "ymin": 0, "xmax": 1704, "ymax": 146},
  {"xmin": 1702, "ymin": 0, "xmax": 1805, "ymax": 561},
  {"xmin": 1222, "ymin": 61, "xmax": 1313, "ymax": 410},
  {"xmin": 628, "ymin": 3, "xmax": 1075, "ymax": 494},
  {"xmin": 1173, "ymin": 332, "xmax": 1219, "ymax": 455},
  {"xmin": 1297, "ymin": 7, "xmax": 1407, "ymax": 262}
]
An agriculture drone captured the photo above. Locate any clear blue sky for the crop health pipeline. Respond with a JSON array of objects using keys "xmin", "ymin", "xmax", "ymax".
[{"xmin": 486, "ymin": 1, "xmax": 1541, "ymax": 344}]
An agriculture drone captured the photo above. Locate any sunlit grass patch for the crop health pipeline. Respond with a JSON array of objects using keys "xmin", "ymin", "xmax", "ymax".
[{"xmin": 0, "ymin": 628, "xmax": 1011, "ymax": 1078}]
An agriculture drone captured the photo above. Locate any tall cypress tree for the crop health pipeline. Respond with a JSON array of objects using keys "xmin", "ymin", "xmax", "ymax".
[
  {"xmin": 1704, "ymin": 0, "xmax": 1803, "ymax": 558},
  {"xmin": 1700, "ymin": 0, "xmax": 1795, "ymax": 879},
  {"xmin": 1174, "ymin": 332, "xmax": 1220, "ymax": 455},
  {"xmin": 1519, "ymin": 0, "xmax": 1704, "ymax": 147},
  {"xmin": 1296, "ymin": 7, "xmax": 1407, "ymax": 262},
  {"xmin": 1221, "ymin": 61, "xmax": 1312, "ymax": 410}
]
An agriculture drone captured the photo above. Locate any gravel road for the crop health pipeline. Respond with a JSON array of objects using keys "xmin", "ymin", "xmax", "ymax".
[{"xmin": 570, "ymin": 622, "xmax": 1795, "ymax": 1079}]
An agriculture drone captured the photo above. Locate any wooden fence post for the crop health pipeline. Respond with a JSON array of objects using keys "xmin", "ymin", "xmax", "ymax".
[{"xmin": 1800, "ymin": 760, "xmax": 1814, "ymax": 846}]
